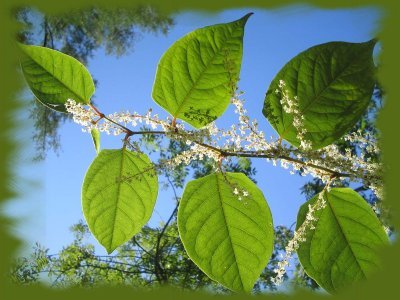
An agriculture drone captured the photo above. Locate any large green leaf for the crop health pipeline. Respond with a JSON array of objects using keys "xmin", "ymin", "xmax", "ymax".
[
  {"xmin": 82, "ymin": 149, "xmax": 158, "ymax": 254},
  {"xmin": 178, "ymin": 172, "xmax": 274, "ymax": 292},
  {"xmin": 152, "ymin": 13, "xmax": 252, "ymax": 128},
  {"xmin": 19, "ymin": 44, "xmax": 95, "ymax": 112},
  {"xmin": 296, "ymin": 188, "xmax": 388, "ymax": 294},
  {"xmin": 263, "ymin": 40, "xmax": 376, "ymax": 149}
]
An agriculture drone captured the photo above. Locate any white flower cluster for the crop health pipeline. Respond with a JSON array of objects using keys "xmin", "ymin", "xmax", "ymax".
[
  {"xmin": 272, "ymin": 187, "xmax": 329, "ymax": 286},
  {"xmin": 311, "ymin": 141, "xmax": 383, "ymax": 198},
  {"xmin": 65, "ymin": 99, "xmax": 97, "ymax": 129},
  {"xmin": 343, "ymin": 129, "xmax": 380, "ymax": 156},
  {"xmin": 221, "ymin": 94, "xmax": 280, "ymax": 152},
  {"xmin": 164, "ymin": 145, "xmax": 221, "ymax": 169},
  {"xmin": 66, "ymin": 89, "xmax": 383, "ymax": 200},
  {"xmin": 65, "ymin": 99, "xmax": 174, "ymax": 136},
  {"xmin": 66, "ymin": 80, "xmax": 383, "ymax": 198},
  {"xmin": 275, "ymin": 80, "xmax": 312, "ymax": 150}
]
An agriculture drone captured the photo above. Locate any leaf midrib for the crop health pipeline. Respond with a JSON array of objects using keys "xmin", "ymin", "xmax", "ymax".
[
  {"xmin": 325, "ymin": 192, "xmax": 368, "ymax": 283},
  {"xmin": 109, "ymin": 149, "xmax": 126, "ymax": 252},
  {"xmin": 172, "ymin": 24, "xmax": 241, "ymax": 120},
  {"xmin": 215, "ymin": 174, "xmax": 244, "ymax": 290}
]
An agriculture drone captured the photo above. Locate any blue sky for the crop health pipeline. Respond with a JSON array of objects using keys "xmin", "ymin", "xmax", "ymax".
[{"xmin": 6, "ymin": 5, "xmax": 381, "ymax": 256}]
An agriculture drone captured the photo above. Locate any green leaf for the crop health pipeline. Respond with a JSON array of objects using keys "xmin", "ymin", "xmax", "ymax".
[
  {"xmin": 178, "ymin": 172, "xmax": 274, "ymax": 292},
  {"xmin": 82, "ymin": 149, "xmax": 158, "ymax": 254},
  {"xmin": 152, "ymin": 13, "xmax": 252, "ymax": 128},
  {"xmin": 296, "ymin": 188, "xmax": 388, "ymax": 294},
  {"xmin": 263, "ymin": 40, "xmax": 376, "ymax": 149},
  {"xmin": 90, "ymin": 128, "xmax": 101, "ymax": 154},
  {"xmin": 19, "ymin": 44, "xmax": 95, "ymax": 112}
]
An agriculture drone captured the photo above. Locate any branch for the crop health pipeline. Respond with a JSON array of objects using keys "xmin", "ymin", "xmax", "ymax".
[
  {"xmin": 354, "ymin": 185, "xmax": 368, "ymax": 192},
  {"xmin": 154, "ymin": 174, "xmax": 179, "ymax": 283},
  {"xmin": 87, "ymin": 104, "xmax": 353, "ymax": 179},
  {"xmin": 131, "ymin": 236, "xmax": 152, "ymax": 257},
  {"xmin": 42, "ymin": 18, "xmax": 48, "ymax": 47}
]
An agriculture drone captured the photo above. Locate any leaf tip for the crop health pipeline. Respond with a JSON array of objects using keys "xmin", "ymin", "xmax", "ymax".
[
  {"xmin": 363, "ymin": 38, "xmax": 378, "ymax": 52},
  {"xmin": 106, "ymin": 246, "xmax": 115, "ymax": 255},
  {"xmin": 240, "ymin": 12, "xmax": 254, "ymax": 24}
]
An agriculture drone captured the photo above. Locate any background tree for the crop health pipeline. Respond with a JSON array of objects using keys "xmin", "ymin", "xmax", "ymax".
[{"xmin": 15, "ymin": 6, "xmax": 174, "ymax": 160}]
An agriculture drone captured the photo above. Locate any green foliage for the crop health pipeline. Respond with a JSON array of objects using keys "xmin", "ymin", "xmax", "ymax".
[
  {"xmin": 82, "ymin": 149, "xmax": 158, "ymax": 254},
  {"xmin": 178, "ymin": 172, "xmax": 274, "ymax": 292},
  {"xmin": 90, "ymin": 128, "xmax": 101, "ymax": 154},
  {"xmin": 263, "ymin": 40, "xmax": 376, "ymax": 149},
  {"xmin": 16, "ymin": 12, "xmax": 389, "ymax": 295},
  {"xmin": 19, "ymin": 44, "xmax": 95, "ymax": 112},
  {"xmin": 152, "ymin": 13, "xmax": 252, "ymax": 128},
  {"xmin": 296, "ymin": 188, "xmax": 388, "ymax": 293}
]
